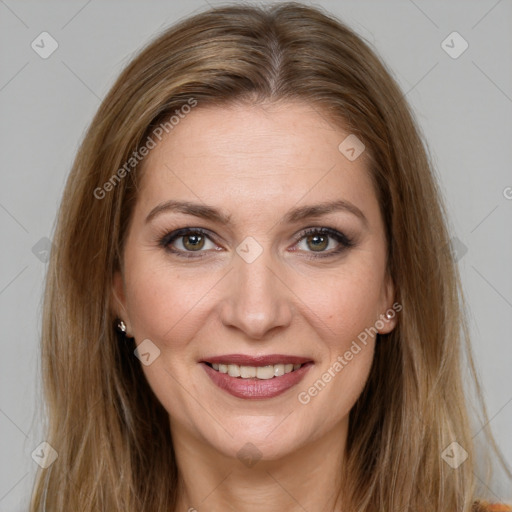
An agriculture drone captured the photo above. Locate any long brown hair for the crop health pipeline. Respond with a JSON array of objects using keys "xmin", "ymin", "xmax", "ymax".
[{"xmin": 30, "ymin": 2, "xmax": 509, "ymax": 510}]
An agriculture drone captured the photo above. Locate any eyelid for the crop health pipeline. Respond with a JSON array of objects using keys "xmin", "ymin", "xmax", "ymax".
[
  {"xmin": 291, "ymin": 226, "xmax": 355, "ymax": 258},
  {"xmin": 292, "ymin": 226, "xmax": 352, "ymax": 244},
  {"xmin": 159, "ymin": 227, "xmax": 219, "ymax": 257},
  {"xmin": 159, "ymin": 226, "xmax": 354, "ymax": 258}
]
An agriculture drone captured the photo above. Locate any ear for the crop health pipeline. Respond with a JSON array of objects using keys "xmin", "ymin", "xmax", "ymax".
[
  {"xmin": 111, "ymin": 270, "xmax": 133, "ymax": 336},
  {"xmin": 378, "ymin": 272, "xmax": 398, "ymax": 335}
]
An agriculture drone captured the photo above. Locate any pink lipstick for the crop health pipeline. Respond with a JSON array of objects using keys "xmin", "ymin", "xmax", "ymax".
[{"xmin": 199, "ymin": 354, "xmax": 313, "ymax": 399}]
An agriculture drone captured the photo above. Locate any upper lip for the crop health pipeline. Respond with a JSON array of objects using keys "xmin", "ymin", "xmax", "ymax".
[{"xmin": 200, "ymin": 354, "xmax": 313, "ymax": 366}]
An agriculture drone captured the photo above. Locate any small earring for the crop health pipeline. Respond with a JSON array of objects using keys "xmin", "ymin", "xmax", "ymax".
[
  {"xmin": 117, "ymin": 320, "xmax": 127, "ymax": 333},
  {"xmin": 385, "ymin": 312, "xmax": 393, "ymax": 320}
]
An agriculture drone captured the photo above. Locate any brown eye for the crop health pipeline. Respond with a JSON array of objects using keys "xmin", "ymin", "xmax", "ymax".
[
  {"xmin": 294, "ymin": 227, "xmax": 355, "ymax": 257},
  {"xmin": 182, "ymin": 233, "xmax": 205, "ymax": 251},
  {"xmin": 160, "ymin": 228, "xmax": 217, "ymax": 256},
  {"xmin": 306, "ymin": 233, "xmax": 329, "ymax": 252}
]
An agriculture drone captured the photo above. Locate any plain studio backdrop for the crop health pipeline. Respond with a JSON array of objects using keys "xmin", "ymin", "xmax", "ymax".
[{"xmin": 0, "ymin": 1, "xmax": 511, "ymax": 510}]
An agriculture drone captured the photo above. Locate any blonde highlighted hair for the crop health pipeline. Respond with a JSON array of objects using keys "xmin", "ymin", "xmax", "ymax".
[{"xmin": 30, "ymin": 2, "xmax": 509, "ymax": 511}]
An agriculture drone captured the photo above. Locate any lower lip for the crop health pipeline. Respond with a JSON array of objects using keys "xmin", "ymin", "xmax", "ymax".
[{"xmin": 201, "ymin": 362, "xmax": 313, "ymax": 399}]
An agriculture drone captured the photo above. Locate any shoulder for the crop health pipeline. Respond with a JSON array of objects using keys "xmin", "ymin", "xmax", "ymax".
[{"xmin": 472, "ymin": 501, "xmax": 512, "ymax": 512}]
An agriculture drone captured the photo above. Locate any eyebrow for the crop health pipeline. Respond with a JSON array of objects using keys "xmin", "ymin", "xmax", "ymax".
[{"xmin": 145, "ymin": 199, "xmax": 368, "ymax": 228}]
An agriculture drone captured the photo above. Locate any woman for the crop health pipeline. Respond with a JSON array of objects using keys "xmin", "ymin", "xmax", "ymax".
[{"xmin": 30, "ymin": 2, "xmax": 510, "ymax": 511}]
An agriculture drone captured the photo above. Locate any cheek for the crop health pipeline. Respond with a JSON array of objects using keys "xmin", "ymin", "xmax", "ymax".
[
  {"xmin": 123, "ymin": 261, "xmax": 212, "ymax": 344},
  {"xmin": 294, "ymin": 259, "xmax": 386, "ymax": 342},
  {"xmin": 295, "ymin": 278, "xmax": 377, "ymax": 420},
  {"xmin": 291, "ymin": 260, "xmax": 383, "ymax": 406}
]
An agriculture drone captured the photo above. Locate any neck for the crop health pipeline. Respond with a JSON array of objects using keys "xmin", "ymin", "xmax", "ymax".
[{"xmin": 171, "ymin": 419, "xmax": 348, "ymax": 512}]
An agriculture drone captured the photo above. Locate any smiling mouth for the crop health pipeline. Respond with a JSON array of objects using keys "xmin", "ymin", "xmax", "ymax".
[
  {"xmin": 204, "ymin": 362, "xmax": 304, "ymax": 379},
  {"xmin": 201, "ymin": 358, "xmax": 314, "ymax": 399}
]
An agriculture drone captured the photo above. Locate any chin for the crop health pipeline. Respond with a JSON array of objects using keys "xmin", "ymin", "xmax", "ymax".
[{"xmin": 196, "ymin": 413, "xmax": 318, "ymax": 464}]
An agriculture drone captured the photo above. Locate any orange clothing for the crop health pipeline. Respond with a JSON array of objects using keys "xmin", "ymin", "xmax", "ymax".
[{"xmin": 473, "ymin": 502, "xmax": 512, "ymax": 511}]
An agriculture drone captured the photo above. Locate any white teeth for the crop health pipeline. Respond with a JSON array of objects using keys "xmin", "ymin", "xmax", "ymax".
[
  {"xmin": 240, "ymin": 365, "xmax": 256, "ymax": 378},
  {"xmin": 211, "ymin": 362, "xmax": 303, "ymax": 378},
  {"xmin": 256, "ymin": 365, "xmax": 274, "ymax": 379},
  {"xmin": 273, "ymin": 364, "xmax": 285, "ymax": 377},
  {"xmin": 227, "ymin": 364, "xmax": 240, "ymax": 377}
]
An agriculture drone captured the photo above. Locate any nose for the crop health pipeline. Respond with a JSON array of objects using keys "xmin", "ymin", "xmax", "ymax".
[{"xmin": 218, "ymin": 247, "xmax": 293, "ymax": 340}]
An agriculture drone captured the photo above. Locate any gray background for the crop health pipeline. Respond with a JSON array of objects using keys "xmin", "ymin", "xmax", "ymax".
[{"xmin": 1, "ymin": 0, "xmax": 511, "ymax": 509}]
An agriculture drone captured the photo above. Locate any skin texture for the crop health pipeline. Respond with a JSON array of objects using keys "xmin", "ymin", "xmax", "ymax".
[{"xmin": 112, "ymin": 101, "xmax": 397, "ymax": 511}]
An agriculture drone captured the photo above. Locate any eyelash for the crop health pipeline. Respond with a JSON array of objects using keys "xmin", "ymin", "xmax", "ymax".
[{"xmin": 157, "ymin": 226, "xmax": 355, "ymax": 260}]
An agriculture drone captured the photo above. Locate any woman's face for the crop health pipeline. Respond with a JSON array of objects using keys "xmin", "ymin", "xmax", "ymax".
[{"xmin": 113, "ymin": 101, "xmax": 397, "ymax": 461}]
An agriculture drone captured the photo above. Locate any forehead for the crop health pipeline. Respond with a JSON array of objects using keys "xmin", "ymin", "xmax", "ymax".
[{"xmin": 135, "ymin": 101, "xmax": 378, "ymax": 225}]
